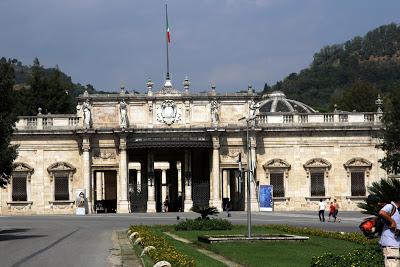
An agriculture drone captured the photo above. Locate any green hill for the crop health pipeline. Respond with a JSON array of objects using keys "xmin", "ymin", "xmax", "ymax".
[
  {"xmin": 265, "ymin": 23, "xmax": 400, "ymax": 112},
  {"xmin": 9, "ymin": 58, "xmax": 97, "ymax": 99}
]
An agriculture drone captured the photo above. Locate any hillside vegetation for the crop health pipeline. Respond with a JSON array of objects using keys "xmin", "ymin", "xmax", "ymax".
[
  {"xmin": 5, "ymin": 58, "xmax": 100, "ymax": 115},
  {"xmin": 265, "ymin": 23, "xmax": 400, "ymax": 112}
]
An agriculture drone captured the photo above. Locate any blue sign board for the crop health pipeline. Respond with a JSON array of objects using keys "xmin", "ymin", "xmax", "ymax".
[{"xmin": 259, "ymin": 185, "xmax": 273, "ymax": 211}]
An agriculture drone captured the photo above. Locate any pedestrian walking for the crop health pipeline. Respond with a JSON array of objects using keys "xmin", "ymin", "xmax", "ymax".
[
  {"xmin": 318, "ymin": 199, "xmax": 326, "ymax": 222},
  {"xmin": 379, "ymin": 197, "xmax": 400, "ymax": 267},
  {"xmin": 328, "ymin": 202, "xmax": 335, "ymax": 222},
  {"xmin": 334, "ymin": 199, "xmax": 341, "ymax": 222}
]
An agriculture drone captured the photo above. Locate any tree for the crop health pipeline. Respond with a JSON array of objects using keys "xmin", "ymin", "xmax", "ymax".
[
  {"xmin": 45, "ymin": 66, "xmax": 74, "ymax": 114},
  {"xmin": 358, "ymin": 178, "xmax": 400, "ymax": 215},
  {"xmin": 379, "ymin": 89, "xmax": 400, "ymax": 174},
  {"xmin": 23, "ymin": 57, "xmax": 46, "ymax": 115},
  {"xmin": 0, "ymin": 58, "xmax": 18, "ymax": 188},
  {"xmin": 334, "ymin": 81, "xmax": 379, "ymax": 112}
]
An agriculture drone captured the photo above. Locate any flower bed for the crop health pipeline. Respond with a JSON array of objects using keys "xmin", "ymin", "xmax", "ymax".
[
  {"xmin": 265, "ymin": 224, "xmax": 377, "ymax": 245},
  {"xmin": 129, "ymin": 225, "xmax": 195, "ymax": 267}
]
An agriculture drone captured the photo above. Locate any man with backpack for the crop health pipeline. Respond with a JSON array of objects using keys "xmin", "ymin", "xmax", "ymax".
[{"xmin": 379, "ymin": 198, "xmax": 400, "ymax": 267}]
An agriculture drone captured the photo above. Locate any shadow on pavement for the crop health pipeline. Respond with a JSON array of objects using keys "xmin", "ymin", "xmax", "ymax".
[
  {"xmin": 0, "ymin": 228, "xmax": 30, "ymax": 234},
  {"xmin": 0, "ymin": 228, "xmax": 45, "ymax": 241},
  {"xmin": 0, "ymin": 234, "xmax": 46, "ymax": 241}
]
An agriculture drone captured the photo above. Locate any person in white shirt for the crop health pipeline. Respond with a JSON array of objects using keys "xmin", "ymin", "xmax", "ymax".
[
  {"xmin": 379, "ymin": 198, "xmax": 400, "ymax": 267},
  {"xmin": 318, "ymin": 199, "xmax": 326, "ymax": 222}
]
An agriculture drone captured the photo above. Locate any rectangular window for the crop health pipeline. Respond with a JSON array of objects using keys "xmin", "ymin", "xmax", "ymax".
[
  {"xmin": 311, "ymin": 172, "xmax": 325, "ymax": 196},
  {"xmin": 270, "ymin": 173, "xmax": 284, "ymax": 197},
  {"xmin": 12, "ymin": 172, "xmax": 27, "ymax": 201},
  {"xmin": 351, "ymin": 172, "xmax": 366, "ymax": 196},
  {"xmin": 55, "ymin": 173, "xmax": 69, "ymax": 201}
]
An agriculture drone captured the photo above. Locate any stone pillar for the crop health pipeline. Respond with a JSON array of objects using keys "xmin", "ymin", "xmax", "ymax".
[
  {"xmin": 96, "ymin": 172, "xmax": 103, "ymax": 201},
  {"xmin": 147, "ymin": 151, "xmax": 156, "ymax": 212},
  {"xmin": 244, "ymin": 136, "xmax": 258, "ymax": 212},
  {"xmin": 161, "ymin": 169, "xmax": 167, "ymax": 212},
  {"xmin": 177, "ymin": 162, "xmax": 182, "ymax": 195},
  {"xmin": 250, "ymin": 137, "xmax": 259, "ymax": 211},
  {"xmin": 184, "ymin": 150, "xmax": 193, "ymax": 212},
  {"xmin": 222, "ymin": 170, "xmax": 229, "ymax": 199},
  {"xmin": 118, "ymin": 136, "xmax": 129, "ymax": 213},
  {"xmin": 82, "ymin": 137, "xmax": 92, "ymax": 214},
  {"xmin": 210, "ymin": 135, "xmax": 222, "ymax": 210}
]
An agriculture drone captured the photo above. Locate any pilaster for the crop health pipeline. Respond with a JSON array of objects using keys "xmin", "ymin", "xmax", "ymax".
[
  {"xmin": 210, "ymin": 134, "xmax": 222, "ymax": 210},
  {"xmin": 118, "ymin": 134, "xmax": 129, "ymax": 213}
]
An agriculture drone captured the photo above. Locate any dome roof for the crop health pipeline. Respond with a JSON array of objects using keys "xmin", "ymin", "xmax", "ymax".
[{"xmin": 259, "ymin": 91, "xmax": 316, "ymax": 113}]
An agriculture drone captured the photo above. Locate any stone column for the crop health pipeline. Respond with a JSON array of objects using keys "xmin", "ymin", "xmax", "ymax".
[
  {"xmin": 161, "ymin": 169, "xmax": 167, "ymax": 212},
  {"xmin": 222, "ymin": 170, "xmax": 229, "ymax": 199},
  {"xmin": 184, "ymin": 150, "xmax": 193, "ymax": 212},
  {"xmin": 210, "ymin": 135, "xmax": 222, "ymax": 210},
  {"xmin": 147, "ymin": 151, "xmax": 156, "ymax": 212},
  {"xmin": 177, "ymin": 162, "xmax": 182, "ymax": 195},
  {"xmin": 118, "ymin": 136, "xmax": 129, "ymax": 213},
  {"xmin": 250, "ymin": 137, "xmax": 259, "ymax": 211},
  {"xmin": 244, "ymin": 136, "xmax": 258, "ymax": 212},
  {"xmin": 82, "ymin": 137, "xmax": 92, "ymax": 214},
  {"xmin": 96, "ymin": 172, "xmax": 103, "ymax": 201}
]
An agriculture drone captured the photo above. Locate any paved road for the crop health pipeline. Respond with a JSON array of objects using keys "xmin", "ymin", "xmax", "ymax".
[{"xmin": 0, "ymin": 211, "xmax": 367, "ymax": 267}]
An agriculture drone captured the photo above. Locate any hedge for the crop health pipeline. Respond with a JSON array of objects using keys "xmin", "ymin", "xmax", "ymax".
[
  {"xmin": 311, "ymin": 246, "xmax": 384, "ymax": 267},
  {"xmin": 175, "ymin": 218, "xmax": 233, "ymax": 231}
]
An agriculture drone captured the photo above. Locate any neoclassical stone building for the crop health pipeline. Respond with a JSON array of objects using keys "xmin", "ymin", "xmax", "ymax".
[{"xmin": 1, "ymin": 78, "xmax": 386, "ymax": 214}]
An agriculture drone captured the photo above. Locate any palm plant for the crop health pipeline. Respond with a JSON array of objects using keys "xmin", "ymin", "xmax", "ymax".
[
  {"xmin": 190, "ymin": 206, "xmax": 219, "ymax": 220},
  {"xmin": 358, "ymin": 178, "xmax": 400, "ymax": 216}
]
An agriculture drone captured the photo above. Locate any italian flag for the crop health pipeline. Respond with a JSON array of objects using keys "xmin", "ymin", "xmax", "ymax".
[{"xmin": 166, "ymin": 9, "xmax": 171, "ymax": 43}]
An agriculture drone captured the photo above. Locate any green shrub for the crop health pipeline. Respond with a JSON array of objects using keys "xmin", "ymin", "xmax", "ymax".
[
  {"xmin": 129, "ymin": 225, "xmax": 195, "ymax": 267},
  {"xmin": 190, "ymin": 206, "xmax": 219, "ymax": 220},
  {"xmin": 175, "ymin": 218, "xmax": 233, "ymax": 231},
  {"xmin": 311, "ymin": 246, "xmax": 384, "ymax": 267}
]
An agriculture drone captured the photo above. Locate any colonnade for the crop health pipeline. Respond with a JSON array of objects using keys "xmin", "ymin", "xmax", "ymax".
[{"xmin": 81, "ymin": 134, "xmax": 258, "ymax": 213}]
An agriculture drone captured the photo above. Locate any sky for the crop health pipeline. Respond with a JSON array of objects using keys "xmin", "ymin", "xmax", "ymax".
[{"xmin": 1, "ymin": 0, "xmax": 400, "ymax": 93}]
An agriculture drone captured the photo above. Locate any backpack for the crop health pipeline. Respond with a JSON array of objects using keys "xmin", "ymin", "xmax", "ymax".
[{"xmin": 359, "ymin": 204, "xmax": 396, "ymax": 239}]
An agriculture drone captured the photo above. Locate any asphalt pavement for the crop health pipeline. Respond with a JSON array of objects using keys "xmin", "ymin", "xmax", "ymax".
[{"xmin": 0, "ymin": 211, "xmax": 367, "ymax": 267}]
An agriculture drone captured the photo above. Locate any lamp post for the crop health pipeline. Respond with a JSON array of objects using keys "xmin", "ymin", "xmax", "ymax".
[{"xmin": 239, "ymin": 115, "xmax": 255, "ymax": 238}]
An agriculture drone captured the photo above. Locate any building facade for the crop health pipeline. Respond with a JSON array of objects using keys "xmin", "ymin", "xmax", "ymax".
[{"xmin": 1, "ymin": 79, "xmax": 386, "ymax": 214}]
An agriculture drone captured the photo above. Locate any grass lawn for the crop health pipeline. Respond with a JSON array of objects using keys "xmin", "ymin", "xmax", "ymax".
[
  {"xmin": 157, "ymin": 225, "xmax": 365, "ymax": 267},
  {"xmin": 149, "ymin": 226, "xmax": 225, "ymax": 267}
]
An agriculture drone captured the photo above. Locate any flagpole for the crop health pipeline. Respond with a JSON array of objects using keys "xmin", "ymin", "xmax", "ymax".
[{"xmin": 165, "ymin": 4, "xmax": 170, "ymax": 81}]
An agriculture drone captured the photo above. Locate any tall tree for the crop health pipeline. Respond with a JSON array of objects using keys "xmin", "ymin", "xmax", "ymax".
[
  {"xmin": 333, "ymin": 81, "xmax": 379, "ymax": 112},
  {"xmin": 0, "ymin": 58, "xmax": 18, "ymax": 188},
  {"xmin": 45, "ymin": 66, "xmax": 74, "ymax": 114},
  {"xmin": 379, "ymin": 89, "xmax": 400, "ymax": 174},
  {"xmin": 26, "ymin": 57, "xmax": 46, "ymax": 115}
]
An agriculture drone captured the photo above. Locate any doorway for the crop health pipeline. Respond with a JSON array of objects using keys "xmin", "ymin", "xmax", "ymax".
[{"xmin": 94, "ymin": 170, "xmax": 117, "ymax": 213}]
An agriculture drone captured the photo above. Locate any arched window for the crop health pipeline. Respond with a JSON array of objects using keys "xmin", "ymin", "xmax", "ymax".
[
  {"xmin": 11, "ymin": 163, "xmax": 34, "ymax": 202},
  {"xmin": 47, "ymin": 162, "xmax": 76, "ymax": 201},
  {"xmin": 263, "ymin": 159, "xmax": 291, "ymax": 198},
  {"xmin": 344, "ymin": 158, "xmax": 372, "ymax": 197},
  {"xmin": 303, "ymin": 158, "xmax": 331, "ymax": 197}
]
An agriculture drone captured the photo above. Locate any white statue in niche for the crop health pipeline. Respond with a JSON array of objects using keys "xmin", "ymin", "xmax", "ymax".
[
  {"xmin": 119, "ymin": 99, "xmax": 128, "ymax": 128},
  {"xmin": 210, "ymin": 99, "xmax": 219, "ymax": 125},
  {"xmin": 82, "ymin": 99, "xmax": 92, "ymax": 128}
]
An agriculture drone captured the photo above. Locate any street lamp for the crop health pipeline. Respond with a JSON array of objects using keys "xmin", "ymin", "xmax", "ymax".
[{"xmin": 239, "ymin": 115, "xmax": 256, "ymax": 238}]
